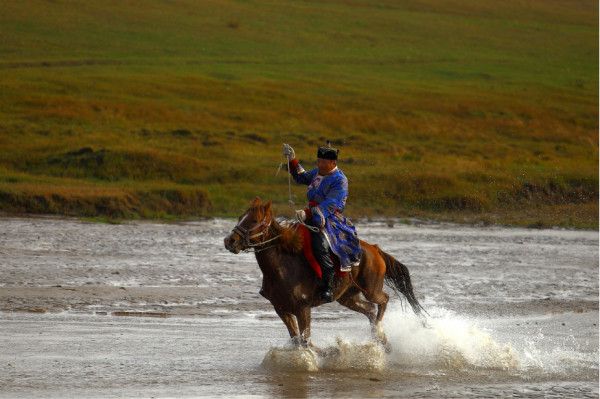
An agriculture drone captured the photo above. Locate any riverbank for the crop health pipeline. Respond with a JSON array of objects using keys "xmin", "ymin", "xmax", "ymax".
[
  {"xmin": 0, "ymin": 193, "xmax": 597, "ymax": 229},
  {"xmin": 0, "ymin": 203, "xmax": 597, "ymax": 232}
]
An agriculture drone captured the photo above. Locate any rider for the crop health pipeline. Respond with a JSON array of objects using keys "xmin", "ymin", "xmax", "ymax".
[{"xmin": 282, "ymin": 142, "xmax": 361, "ymax": 302}]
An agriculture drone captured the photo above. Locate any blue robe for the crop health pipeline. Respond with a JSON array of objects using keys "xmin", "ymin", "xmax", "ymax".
[{"xmin": 290, "ymin": 161, "xmax": 361, "ymax": 271}]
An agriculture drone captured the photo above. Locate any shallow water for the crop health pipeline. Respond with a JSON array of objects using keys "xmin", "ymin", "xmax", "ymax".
[{"xmin": 0, "ymin": 217, "xmax": 597, "ymax": 398}]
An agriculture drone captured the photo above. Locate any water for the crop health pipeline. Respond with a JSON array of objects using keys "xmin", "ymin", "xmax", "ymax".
[{"xmin": 0, "ymin": 217, "xmax": 597, "ymax": 398}]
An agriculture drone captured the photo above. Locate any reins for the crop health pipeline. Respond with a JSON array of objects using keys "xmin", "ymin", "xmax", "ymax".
[
  {"xmin": 244, "ymin": 231, "xmax": 281, "ymax": 253},
  {"xmin": 233, "ymin": 217, "xmax": 282, "ymax": 253}
]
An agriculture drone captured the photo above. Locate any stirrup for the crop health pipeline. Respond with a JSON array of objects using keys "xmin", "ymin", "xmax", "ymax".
[{"xmin": 321, "ymin": 290, "xmax": 333, "ymax": 303}]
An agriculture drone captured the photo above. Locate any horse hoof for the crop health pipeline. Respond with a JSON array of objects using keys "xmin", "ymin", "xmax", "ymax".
[
  {"xmin": 383, "ymin": 342, "xmax": 392, "ymax": 354},
  {"xmin": 291, "ymin": 336, "xmax": 308, "ymax": 348}
]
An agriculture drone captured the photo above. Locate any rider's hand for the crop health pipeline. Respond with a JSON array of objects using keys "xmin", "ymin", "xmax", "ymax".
[
  {"xmin": 295, "ymin": 209, "xmax": 306, "ymax": 222},
  {"xmin": 282, "ymin": 143, "xmax": 295, "ymax": 160}
]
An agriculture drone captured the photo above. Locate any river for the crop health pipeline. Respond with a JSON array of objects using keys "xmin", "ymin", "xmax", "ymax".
[{"xmin": 0, "ymin": 217, "xmax": 597, "ymax": 398}]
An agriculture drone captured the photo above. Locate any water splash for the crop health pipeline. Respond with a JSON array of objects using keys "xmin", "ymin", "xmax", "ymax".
[
  {"xmin": 261, "ymin": 338, "xmax": 385, "ymax": 372},
  {"xmin": 519, "ymin": 329, "xmax": 599, "ymax": 376},
  {"xmin": 262, "ymin": 345, "xmax": 319, "ymax": 372},
  {"xmin": 320, "ymin": 338, "xmax": 386, "ymax": 371},
  {"xmin": 261, "ymin": 308, "xmax": 519, "ymax": 373},
  {"xmin": 262, "ymin": 305, "xmax": 597, "ymax": 377},
  {"xmin": 384, "ymin": 306, "xmax": 520, "ymax": 371}
]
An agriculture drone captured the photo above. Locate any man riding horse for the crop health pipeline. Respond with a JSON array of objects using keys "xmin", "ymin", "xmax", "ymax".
[
  {"xmin": 224, "ymin": 146, "xmax": 425, "ymax": 348},
  {"xmin": 282, "ymin": 142, "xmax": 361, "ymax": 302}
]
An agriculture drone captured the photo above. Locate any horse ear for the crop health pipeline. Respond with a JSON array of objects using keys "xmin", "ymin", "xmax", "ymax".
[
  {"xmin": 263, "ymin": 200, "xmax": 272, "ymax": 214},
  {"xmin": 251, "ymin": 196, "xmax": 262, "ymax": 207}
]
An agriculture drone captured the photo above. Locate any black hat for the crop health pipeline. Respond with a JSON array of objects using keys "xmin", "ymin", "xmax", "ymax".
[{"xmin": 317, "ymin": 142, "xmax": 339, "ymax": 160}]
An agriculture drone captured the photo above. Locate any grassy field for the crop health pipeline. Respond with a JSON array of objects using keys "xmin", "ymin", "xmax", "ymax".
[{"xmin": 0, "ymin": 0, "xmax": 597, "ymax": 228}]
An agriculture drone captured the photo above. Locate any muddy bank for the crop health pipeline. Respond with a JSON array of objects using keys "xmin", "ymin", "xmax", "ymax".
[{"xmin": 0, "ymin": 286, "xmax": 270, "ymax": 317}]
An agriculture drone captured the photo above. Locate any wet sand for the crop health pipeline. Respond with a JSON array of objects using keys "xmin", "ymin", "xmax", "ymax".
[{"xmin": 0, "ymin": 217, "xmax": 598, "ymax": 398}]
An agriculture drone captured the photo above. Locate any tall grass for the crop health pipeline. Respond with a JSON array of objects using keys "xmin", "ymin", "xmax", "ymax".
[{"xmin": 0, "ymin": 0, "xmax": 596, "ymax": 227}]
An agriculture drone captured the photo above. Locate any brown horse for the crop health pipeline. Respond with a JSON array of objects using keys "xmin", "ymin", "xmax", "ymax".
[{"xmin": 224, "ymin": 198, "xmax": 425, "ymax": 350}]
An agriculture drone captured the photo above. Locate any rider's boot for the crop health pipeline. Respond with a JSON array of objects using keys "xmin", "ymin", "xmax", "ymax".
[
  {"xmin": 320, "ymin": 266, "xmax": 335, "ymax": 303},
  {"xmin": 312, "ymin": 231, "xmax": 335, "ymax": 303}
]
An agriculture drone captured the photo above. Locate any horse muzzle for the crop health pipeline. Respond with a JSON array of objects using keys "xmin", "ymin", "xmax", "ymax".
[{"xmin": 224, "ymin": 232, "xmax": 242, "ymax": 254}]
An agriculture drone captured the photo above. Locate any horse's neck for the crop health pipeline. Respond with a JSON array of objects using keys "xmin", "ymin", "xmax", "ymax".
[
  {"xmin": 254, "ymin": 221, "xmax": 293, "ymax": 279},
  {"xmin": 254, "ymin": 246, "xmax": 282, "ymax": 277}
]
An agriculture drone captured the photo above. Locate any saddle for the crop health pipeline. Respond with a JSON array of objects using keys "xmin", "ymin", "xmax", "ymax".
[{"xmin": 297, "ymin": 224, "xmax": 346, "ymax": 279}]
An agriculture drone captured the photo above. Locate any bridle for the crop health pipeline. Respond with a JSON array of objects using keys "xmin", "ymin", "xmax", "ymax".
[{"xmin": 232, "ymin": 213, "xmax": 281, "ymax": 253}]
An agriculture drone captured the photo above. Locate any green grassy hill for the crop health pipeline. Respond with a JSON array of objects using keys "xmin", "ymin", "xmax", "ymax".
[{"xmin": 0, "ymin": 0, "xmax": 597, "ymax": 227}]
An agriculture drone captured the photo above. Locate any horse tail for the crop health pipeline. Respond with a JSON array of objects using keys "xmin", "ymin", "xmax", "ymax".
[{"xmin": 379, "ymin": 248, "xmax": 427, "ymax": 316}]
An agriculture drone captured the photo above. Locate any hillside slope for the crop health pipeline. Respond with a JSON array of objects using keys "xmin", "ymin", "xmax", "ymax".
[{"xmin": 0, "ymin": 0, "xmax": 597, "ymax": 227}]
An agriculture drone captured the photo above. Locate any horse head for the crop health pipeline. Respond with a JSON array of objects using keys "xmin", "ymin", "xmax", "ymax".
[{"xmin": 224, "ymin": 197, "xmax": 273, "ymax": 254}]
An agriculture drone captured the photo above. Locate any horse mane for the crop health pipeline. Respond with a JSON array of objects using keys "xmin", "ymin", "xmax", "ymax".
[
  {"xmin": 248, "ymin": 199, "xmax": 303, "ymax": 254},
  {"xmin": 273, "ymin": 218, "xmax": 304, "ymax": 253}
]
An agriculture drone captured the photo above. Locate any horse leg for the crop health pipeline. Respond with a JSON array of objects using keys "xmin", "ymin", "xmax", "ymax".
[
  {"xmin": 373, "ymin": 292, "xmax": 390, "ymax": 351},
  {"xmin": 357, "ymin": 271, "xmax": 391, "ymax": 351},
  {"xmin": 338, "ymin": 288, "xmax": 390, "ymax": 351},
  {"xmin": 337, "ymin": 288, "xmax": 377, "ymax": 325},
  {"xmin": 273, "ymin": 306, "xmax": 302, "ymax": 346},
  {"xmin": 295, "ymin": 306, "xmax": 312, "ymax": 348},
  {"xmin": 352, "ymin": 248, "xmax": 392, "ymax": 352},
  {"xmin": 363, "ymin": 289, "xmax": 391, "ymax": 352}
]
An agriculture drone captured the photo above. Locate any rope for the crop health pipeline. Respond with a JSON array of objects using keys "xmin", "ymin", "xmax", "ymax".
[
  {"xmin": 286, "ymin": 154, "xmax": 294, "ymax": 207},
  {"xmin": 277, "ymin": 147, "xmax": 318, "ymax": 232},
  {"xmin": 347, "ymin": 268, "xmax": 369, "ymax": 297},
  {"xmin": 244, "ymin": 241, "xmax": 279, "ymax": 253},
  {"xmin": 275, "ymin": 154, "xmax": 294, "ymax": 208},
  {"xmin": 245, "ymin": 233, "xmax": 282, "ymax": 248},
  {"xmin": 298, "ymin": 219, "xmax": 320, "ymax": 232},
  {"xmin": 242, "ymin": 226, "xmax": 282, "ymax": 253}
]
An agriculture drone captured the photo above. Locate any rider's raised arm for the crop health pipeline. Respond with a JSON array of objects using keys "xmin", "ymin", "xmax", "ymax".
[{"xmin": 289, "ymin": 158, "xmax": 317, "ymax": 185}]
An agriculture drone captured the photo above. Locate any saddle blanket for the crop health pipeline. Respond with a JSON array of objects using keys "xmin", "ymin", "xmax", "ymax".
[{"xmin": 298, "ymin": 224, "xmax": 348, "ymax": 279}]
